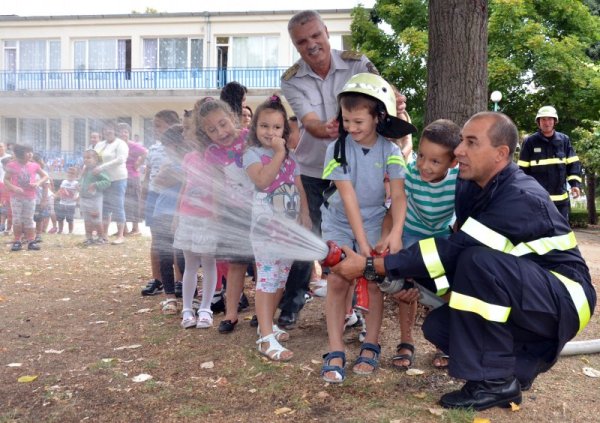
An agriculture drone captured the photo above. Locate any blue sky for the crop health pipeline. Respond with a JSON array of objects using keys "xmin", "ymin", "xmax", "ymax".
[{"xmin": 1, "ymin": 0, "xmax": 374, "ymax": 17}]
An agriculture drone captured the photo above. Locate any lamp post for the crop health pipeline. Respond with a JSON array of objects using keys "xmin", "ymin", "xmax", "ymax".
[{"xmin": 490, "ymin": 91, "xmax": 502, "ymax": 112}]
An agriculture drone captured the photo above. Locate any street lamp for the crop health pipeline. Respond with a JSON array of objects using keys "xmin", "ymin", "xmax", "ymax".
[{"xmin": 490, "ymin": 91, "xmax": 502, "ymax": 111}]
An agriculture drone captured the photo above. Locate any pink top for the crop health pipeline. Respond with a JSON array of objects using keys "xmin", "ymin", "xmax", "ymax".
[
  {"xmin": 5, "ymin": 160, "xmax": 41, "ymax": 200},
  {"xmin": 178, "ymin": 151, "xmax": 213, "ymax": 218},
  {"xmin": 126, "ymin": 141, "xmax": 148, "ymax": 178}
]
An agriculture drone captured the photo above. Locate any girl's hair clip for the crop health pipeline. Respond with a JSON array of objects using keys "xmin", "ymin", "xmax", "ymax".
[{"xmin": 269, "ymin": 95, "xmax": 281, "ymax": 104}]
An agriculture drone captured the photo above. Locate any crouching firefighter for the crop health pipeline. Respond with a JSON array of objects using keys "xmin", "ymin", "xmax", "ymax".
[{"xmin": 331, "ymin": 111, "xmax": 596, "ymax": 411}]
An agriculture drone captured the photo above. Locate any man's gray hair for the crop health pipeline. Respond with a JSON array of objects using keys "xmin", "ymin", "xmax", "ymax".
[{"xmin": 288, "ymin": 10, "xmax": 325, "ymax": 32}]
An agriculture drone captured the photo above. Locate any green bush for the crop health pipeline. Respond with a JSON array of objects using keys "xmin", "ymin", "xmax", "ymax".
[{"xmin": 570, "ymin": 208, "xmax": 588, "ymax": 228}]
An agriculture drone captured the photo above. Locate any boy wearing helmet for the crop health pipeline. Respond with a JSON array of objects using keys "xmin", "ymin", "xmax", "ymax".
[
  {"xmin": 320, "ymin": 73, "xmax": 415, "ymax": 383},
  {"xmin": 518, "ymin": 106, "xmax": 582, "ymax": 220}
]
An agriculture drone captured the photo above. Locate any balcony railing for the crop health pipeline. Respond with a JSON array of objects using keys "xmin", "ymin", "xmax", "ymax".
[{"xmin": 0, "ymin": 67, "xmax": 288, "ymax": 92}]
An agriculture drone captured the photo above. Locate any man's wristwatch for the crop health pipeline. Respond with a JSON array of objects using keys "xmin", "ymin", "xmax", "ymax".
[{"xmin": 363, "ymin": 256, "xmax": 378, "ymax": 281}]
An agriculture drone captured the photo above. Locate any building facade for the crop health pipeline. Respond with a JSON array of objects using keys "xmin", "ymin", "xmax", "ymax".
[{"xmin": 0, "ymin": 10, "xmax": 352, "ymax": 165}]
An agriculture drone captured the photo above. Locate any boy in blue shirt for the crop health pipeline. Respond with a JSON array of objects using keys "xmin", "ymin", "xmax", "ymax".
[{"xmin": 320, "ymin": 73, "xmax": 416, "ymax": 383}]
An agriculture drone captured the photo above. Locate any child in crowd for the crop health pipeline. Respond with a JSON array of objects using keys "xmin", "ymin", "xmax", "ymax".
[
  {"xmin": 56, "ymin": 167, "xmax": 80, "ymax": 234},
  {"xmin": 3, "ymin": 144, "xmax": 49, "ymax": 251},
  {"xmin": 173, "ymin": 120, "xmax": 219, "ymax": 330},
  {"xmin": 80, "ymin": 149, "xmax": 111, "ymax": 245},
  {"xmin": 195, "ymin": 99, "xmax": 254, "ymax": 334},
  {"xmin": 320, "ymin": 73, "xmax": 415, "ymax": 383},
  {"xmin": 243, "ymin": 95, "xmax": 310, "ymax": 361},
  {"xmin": 151, "ymin": 125, "xmax": 188, "ymax": 315},
  {"xmin": 391, "ymin": 119, "xmax": 461, "ymax": 371},
  {"xmin": 0, "ymin": 143, "xmax": 11, "ymax": 233},
  {"xmin": 32, "ymin": 154, "xmax": 51, "ymax": 243}
]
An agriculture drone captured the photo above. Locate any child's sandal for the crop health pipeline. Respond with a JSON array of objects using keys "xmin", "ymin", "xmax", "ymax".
[
  {"xmin": 196, "ymin": 309, "xmax": 213, "ymax": 329},
  {"xmin": 321, "ymin": 351, "xmax": 346, "ymax": 383},
  {"xmin": 160, "ymin": 298, "xmax": 178, "ymax": 315},
  {"xmin": 257, "ymin": 324, "xmax": 290, "ymax": 342},
  {"xmin": 180, "ymin": 308, "xmax": 197, "ymax": 329},
  {"xmin": 353, "ymin": 342, "xmax": 381, "ymax": 375},
  {"xmin": 256, "ymin": 333, "xmax": 293, "ymax": 362}
]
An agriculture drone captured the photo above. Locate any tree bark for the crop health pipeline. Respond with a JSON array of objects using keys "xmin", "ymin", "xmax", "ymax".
[
  {"xmin": 426, "ymin": 0, "xmax": 488, "ymax": 127},
  {"xmin": 587, "ymin": 173, "xmax": 598, "ymax": 225}
]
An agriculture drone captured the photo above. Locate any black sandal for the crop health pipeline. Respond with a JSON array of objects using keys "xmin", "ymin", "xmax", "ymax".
[
  {"xmin": 218, "ymin": 319, "xmax": 238, "ymax": 334},
  {"xmin": 391, "ymin": 342, "xmax": 415, "ymax": 370}
]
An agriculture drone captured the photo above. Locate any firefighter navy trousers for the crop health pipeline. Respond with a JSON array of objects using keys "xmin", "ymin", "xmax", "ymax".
[{"xmin": 422, "ymin": 246, "xmax": 585, "ymax": 384}]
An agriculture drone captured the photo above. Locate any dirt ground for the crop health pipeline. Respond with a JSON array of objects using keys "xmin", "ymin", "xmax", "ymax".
[{"xmin": 1, "ymin": 227, "xmax": 599, "ymax": 423}]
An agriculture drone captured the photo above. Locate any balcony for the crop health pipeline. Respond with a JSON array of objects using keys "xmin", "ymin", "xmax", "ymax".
[{"xmin": 0, "ymin": 67, "xmax": 288, "ymax": 92}]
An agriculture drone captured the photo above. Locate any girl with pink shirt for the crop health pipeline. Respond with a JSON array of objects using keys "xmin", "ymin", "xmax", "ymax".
[{"xmin": 3, "ymin": 144, "xmax": 49, "ymax": 251}]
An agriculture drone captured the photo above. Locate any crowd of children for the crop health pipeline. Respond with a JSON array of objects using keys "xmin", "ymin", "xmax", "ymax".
[{"xmin": 2, "ymin": 74, "xmax": 465, "ymax": 379}]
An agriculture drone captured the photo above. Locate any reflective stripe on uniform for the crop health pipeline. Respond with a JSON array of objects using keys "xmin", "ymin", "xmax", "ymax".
[
  {"xmin": 568, "ymin": 175, "xmax": 582, "ymax": 183},
  {"xmin": 449, "ymin": 291, "xmax": 511, "ymax": 322},
  {"xmin": 461, "ymin": 217, "xmax": 577, "ymax": 256},
  {"xmin": 460, "ymin": 217, "xmax": 589, "ymax": 329},
  {"xmin": 517, "ymin": 160, "xmax": 530, "ymax": 168},
  {"xmin": 566, "ymin": 155, "xmax": 580, "ymax": 164},
  {"xmin": 550, "ymin": 192, "xmax": 569, "ymax": 202},
  {"xmin": 322, "ymin": 159, "xmax": 340, "ymax": 179},
  {"xmin": 419, "ymin": 238, "xmax": 449, "ymax": 295},
  {"xmin": 523, "ymin": 157, "xmax": 566, "ymax": 166},
  {"xmin": 551, "ymin": 271, "xmax": 591, "ymax": 334}
]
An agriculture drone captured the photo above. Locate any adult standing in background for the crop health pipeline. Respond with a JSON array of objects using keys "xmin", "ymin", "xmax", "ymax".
[
  {"xmin": 518, "ymin": 106, "xmax": 582, "ymax": 221},
  {"xmin": 89, "ymin": 132, "xmax": 101, "ymax": 150},
  {"xmin": 220, "ymin": 81, "xmax": 248, "ymax": 118},
  {"xmin": 118, "ymin": 122, "xmax": 147, "ymax": 237},
  {"xmin": 93, "ymin": 120, "xmax": 129, "ymax": 245},
  {"xmin": 278, "ymin": 9, "xmax": 380, "ymax": 328}
]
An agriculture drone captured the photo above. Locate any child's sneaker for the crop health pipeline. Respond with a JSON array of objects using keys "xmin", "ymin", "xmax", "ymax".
[
  {"xmin": 141, "ymin": 279, "xmax": 163, "ymax": 296},
  {"xmin": 10, "ymin": 241, "xmax": 22, "ymax": 252},
  {"xmin": 34, "ymin": 235, "xmax": 43, "ymax": 243},
  {"xmin": 27, "ymin": 241, "xmax": 41, "ymax": 251}
]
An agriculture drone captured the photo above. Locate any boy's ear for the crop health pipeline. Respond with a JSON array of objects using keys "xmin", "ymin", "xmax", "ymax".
[{"xmin": 450, "ymin": 156, "xmax": 459, "ymax": 168}]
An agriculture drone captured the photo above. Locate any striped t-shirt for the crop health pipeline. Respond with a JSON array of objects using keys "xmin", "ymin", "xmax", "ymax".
[{"xmin": 404, "ymin": 161, "xmax": 458, "ymax": 238}]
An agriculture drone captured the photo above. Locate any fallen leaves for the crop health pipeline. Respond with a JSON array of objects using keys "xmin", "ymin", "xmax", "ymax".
[
  {"xmin": 44, "ymin": 349, "xmax": 65, "ymax": 354},
  {"xmin": 200, "ymin": 361, "xmax": 214, "ymax": 369},
  {"xmin": 406, "ymin": 368, "xmax": 425, "ymax": 376},
  {"xmin": 114, "ymin": 344, "xmax": 142, "ymax": 351},
  {"xmin": 18, "ymin": 375, "xmax": 39, "ymax": 383},
  {"xmin": 7, "ymin": 363, "xmax": 23, "ymax": 367},
  {"xmin": 131, "ymin": 374, "xmax": 153, "ymax": 383},
  {"xmin": 274, "ymin": 407, "xmax": 293, "ymax": 415},
  {"xmin": 583, "ymin": 367, "xmax": 600, "ymax": 378}
]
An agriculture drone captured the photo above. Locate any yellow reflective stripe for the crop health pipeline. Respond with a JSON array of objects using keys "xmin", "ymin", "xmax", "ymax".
[
  {"xmin": 461, "ymin": 218, "xmax": 578, "ymax": 256},
  {"xmin": 322, "ymin": 159, "xmax": 340, "ymax": 179},
  {"xmin": 529, "ymin": 158, "xmax": 565, "ymax": 166},
  {"xmin": 551, "ymin": 272, "xmax": 591, "ymax": 334},
  {"xmin": 568, "ymin": 175, "xmax": 582, "ymax": 183},
  {"xmin": 517, "ymin": 160, "xmax": 530, "ymax": 168},
  {"xmin": 387, "ymin": 155, "xmax": 407, "ymax": 168},
  {"xmin": 434, "ymin": 275, "xmax": 449, "ymax": 296},
  {"xmin": 510, "ymin": 232, "xmax": 577, "ymax": 257},
  {"xmin": 461, "ymin": 218, "xmax": 514, "ymax": 252},
  {"xmin": 449, "ymin": 291, "xmax": 511, "ymax": 322},
  {"xmin": 419, "ymin": 238, "xmax": 446, "ymax": 279},
  {"xmin": 550, "ymin": 192, "xmax": 569, "ymax": 202},
  {"xmin": 566, "ymin": 156, "xmax": 580, "ymax": 164}
]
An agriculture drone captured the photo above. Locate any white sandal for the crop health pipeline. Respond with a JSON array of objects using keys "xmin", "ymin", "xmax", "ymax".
[
  {"xmin": 180, "ymin": 309, "xmax": 197, "ymax": 329},
  {"xmin": 257, "ymin": 324, "xmax": 290, "ymax": 342},
  {"xmin": 160, "ymin": 298, "xmax": 178, "ymax": 315},
  {"xmin": 196, "ymin": 308, "xmax": 213, "ymax": 329},
  {"xmin": 256, "ymin": 333, "xmax": 293, "ymax": 362}
]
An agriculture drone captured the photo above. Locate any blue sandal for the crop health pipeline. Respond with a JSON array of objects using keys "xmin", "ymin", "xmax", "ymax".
[
  {"xmin": 321, "ymin": 351, "xmax": 346, "ymax": 383},
  {"xmin": 353, "ymin": 342, "xmax": 381, "ymax": 375}
]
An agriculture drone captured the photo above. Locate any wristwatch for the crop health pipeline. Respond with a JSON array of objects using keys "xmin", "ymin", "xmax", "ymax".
[{"xmin": 363, "ymin": 257, "xmax": 378, "ymax": 281}]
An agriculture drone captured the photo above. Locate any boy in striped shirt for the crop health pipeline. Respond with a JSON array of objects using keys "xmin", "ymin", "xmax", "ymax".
[{"xmin": 392, "ymin": 119, "xmax": 461, "ymax": 371}]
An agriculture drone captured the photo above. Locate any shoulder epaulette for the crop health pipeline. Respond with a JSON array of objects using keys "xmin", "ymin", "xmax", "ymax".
[
  {"xmin": 340, "ymin": 50, "xmax": 363, "ymax": 60},
  {"xmin": 281, "ymin": 63, "xmax": 300, "ymax": 81}
]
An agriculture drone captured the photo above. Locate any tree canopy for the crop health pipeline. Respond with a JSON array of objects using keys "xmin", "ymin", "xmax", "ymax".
[{"xmin": 350, "ymin": 0, "xmax": 600, "ymax": 138}]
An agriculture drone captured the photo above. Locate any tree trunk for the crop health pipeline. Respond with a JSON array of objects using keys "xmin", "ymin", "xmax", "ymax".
[
  {"xmin": 587, "ymin": 173, "xmax": 598, "ymax": 225},
  {"xmin": 426, "ymin": 0, "xmax": 488, "ymax": 127}
]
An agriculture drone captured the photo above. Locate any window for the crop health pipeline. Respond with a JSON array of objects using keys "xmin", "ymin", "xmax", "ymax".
[
  {"xmin": 143, "ymin": 118, "xmax": 154, "ymax": 147},
  {"xmin": 19, "ymin": 118, "xmax": 47, "ymax": 152},
  {"xmin": 1, "ymin": 118, "xmax": 17, "ymax": 144},
  {"xmin": 49, "ymin": 119, "xmax": 61, "ymax": 153},
  {"xmin": 143, "ymin": 38, "xmax": 203, "ymax": 69},
  {"xmin": 74, "ymin": 39, "xmax": 130, "ymax": 71},
  {"xmin": 231, "ymin": 36, "xmax": 278, "ymax": 67},
  {"xmin": 3, "ymin": 39, "xmax": 61, "ymax": 71}
]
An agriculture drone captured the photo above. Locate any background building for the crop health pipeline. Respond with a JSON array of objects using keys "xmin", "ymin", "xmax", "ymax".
[{"xmin": 0, "ymin": 10, "xmax": 352, "ymax": 167}]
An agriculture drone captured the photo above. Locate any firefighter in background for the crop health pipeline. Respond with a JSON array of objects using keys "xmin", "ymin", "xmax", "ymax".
[
  {"xmin": 518, "ymin": 105, "xmax": 582, "ymax": 220},
  {"xmin": 331, "ymin": 112, "xmax": 595, "ymax": 411}
]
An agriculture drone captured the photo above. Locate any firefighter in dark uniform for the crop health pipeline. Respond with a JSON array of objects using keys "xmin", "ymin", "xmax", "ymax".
[
  {"xmin": 331, "ymin": 112, "xmax": 596, "ymax": 411},
  {"xmin": 518, "ymin": 105, "xmax": 582, "ymax": 220}
]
